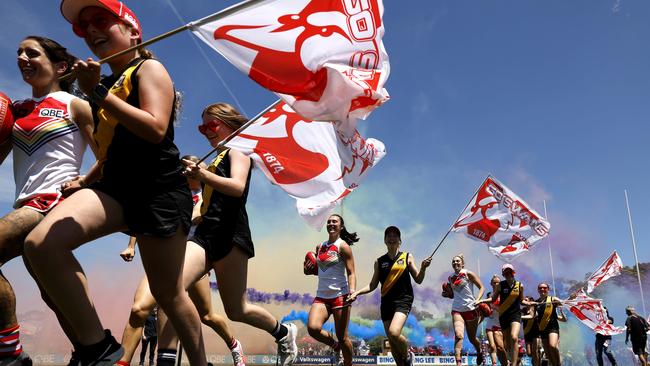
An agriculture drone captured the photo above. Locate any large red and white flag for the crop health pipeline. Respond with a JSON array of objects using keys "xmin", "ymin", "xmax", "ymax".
[
  {"xmin": 190, "ymin": 0, "xmax": 390, "ymax": 126},
  {"xmin": 451, "ymin": 176, "xmax": 551, "ymax": 261},
  {"xmin": 564, "ymin": 290, "xmax": 625, "ymax": 336},
  {"xmin": 586, "ymin": 251, "xmax": 623, "ymax": 294},
  {"xmin": 226, "ymin": 101, "xmax": 386, "ymax": 229}
]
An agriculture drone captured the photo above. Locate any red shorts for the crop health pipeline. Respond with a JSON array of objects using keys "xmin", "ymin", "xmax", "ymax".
[
  {"xmin": 487, "ymin": 325, "xmax": 502, "ymax": 332},
  {"xmin": 313, "ymin": 295, "xmax": 350, "ymax": 313},
  {"xmin": 452, "ymin": 309, "xmax": 479, "ymax": 321},
  {"xmin": 19, "ymin": 193, "xmax": 63, "ymax": 213}
]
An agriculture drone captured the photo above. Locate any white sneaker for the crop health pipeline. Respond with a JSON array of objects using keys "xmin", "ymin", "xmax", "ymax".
[
  {"xmin": 231, "ymin": 339, "xmax": 245, "ymax": 366},
  {"xmin": 407, "ymin": 351, "xmax": 415, "ymax": 366},
  {"xmin": 334, "ymin": 350, "xmax": 343, "ymax": 366},
  {"xmin": 276, "ymin": 323, "xmax": 298, "ymax": 366}
]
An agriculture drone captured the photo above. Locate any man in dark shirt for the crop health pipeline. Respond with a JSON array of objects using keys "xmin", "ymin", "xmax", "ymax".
[
  {"xmin": 140, "ymin": 307, "xmax": 158, "ymax": 366},
  {"xmin": 625, "ymin": 306, "xmax": 649, "ymax": 366},
  {"xmin": 595, "ymin": 307, "xmax": 617, "ymax": 366}
]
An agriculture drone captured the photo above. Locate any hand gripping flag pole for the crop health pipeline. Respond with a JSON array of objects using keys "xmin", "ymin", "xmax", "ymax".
[
  {"xmin": 426, "ymin": 175, "xmax": 491, "ymax": 260},
  {"xmin": 59, "ymin": 0, "xmax": 266, "ymax": 81}
]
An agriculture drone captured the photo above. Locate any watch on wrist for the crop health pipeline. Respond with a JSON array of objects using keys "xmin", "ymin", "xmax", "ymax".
[{"xmin": 90, "ymin": 84, "xmax": 109, "ymax": 103}]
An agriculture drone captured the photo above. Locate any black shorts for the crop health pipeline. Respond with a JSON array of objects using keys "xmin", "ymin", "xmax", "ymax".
[
  {"xmin": 524, "ymin": 333, "xmax": 540, "ymax": 343},
  {"xmin": 539, "ymin": 327, "xmax": 559, "ymax": 340},
  {"xmin": 91, "ymin": 180, "xmax": 192, "ymax": 238},
  {"xmin": 190, "ymin": 230, "xmax": 254, "ymax": 262},
  {"xmin": 499, "ymin": 313, "xmax": 522, "ymax": 330},
  {"xmin": 631, "ymin": 337, "xmax": 647, "ymax": 355},
  {"xmin": 380, "ymin": 300, "xmax": 412, "ymax": 322}
]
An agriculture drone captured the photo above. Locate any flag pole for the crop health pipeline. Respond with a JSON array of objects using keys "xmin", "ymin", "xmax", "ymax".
[
  {"xmin": 624, "ymin": 190, "xmax": 647, "ymax": 316},
  {"xmin": 196, "ymin": 100, "xmax": 281, "ymax": 165},
  {"xmin": 543, "ymin": 200, "xmax": 557, "ymax": 297},
  {"xmin": 427, "ymin": 175, "xmax": 490, "ymax": 260},
  {"xmin": 59, "ymin": 0, "xmax": 267, "ymax": 80}
]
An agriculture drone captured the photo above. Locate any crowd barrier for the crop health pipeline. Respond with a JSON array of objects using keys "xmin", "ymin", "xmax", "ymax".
[{"xmin": 25, "ymin": 353, "xmax": 533, "ymax": 365}]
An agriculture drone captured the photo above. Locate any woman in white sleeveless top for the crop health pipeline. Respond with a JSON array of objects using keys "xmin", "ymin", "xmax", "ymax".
[{"xmin": 446, "ymin": 254, "xmax": 484, "ymax": 366}]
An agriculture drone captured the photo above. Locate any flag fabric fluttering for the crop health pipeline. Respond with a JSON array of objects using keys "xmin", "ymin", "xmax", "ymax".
[
  {"xmin": 189, "ymin": 0, "xmax": 390, "ymax": 126},
  {"xmin": 564, "ymin": 290, "xmax": 625, "ymax": 336},
  {"xmin": 451, "ymin": 176, "xmax": 551, "ymax": 262},
  {"xmin": 225, "ymin": 101, "xmax": 386, "ymax": 229},
  {"xmin": 586, "ymin": 251, "xmax": 623, "ymax": 294}
]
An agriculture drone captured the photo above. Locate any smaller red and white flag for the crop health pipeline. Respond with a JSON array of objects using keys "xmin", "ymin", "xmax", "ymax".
[
  {"xmin": 451, "ymin": 176, "xmax": 551, "ymax": 261},
  {"xmin": 564, "ymin": 290, "xmax": 625, "ymax": 336},
  {"xmin": 226, "ymin": 101, "xmax": 386, "ymax": 229},
  {"xmin": 586, "ymin": 251, "xmax": 623, "ymax": 294},
  {"xmin": 190, "ymin": 0, "xmax": 390, "ymax": 126}
]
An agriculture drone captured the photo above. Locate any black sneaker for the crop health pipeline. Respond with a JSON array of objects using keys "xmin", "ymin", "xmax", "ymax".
[
  {"xmin": 66, "ymin": 350, "xmax": 80, "ymax": 366},
  {"xmin": 78, "ymin": 330, "xmax": 124, "ymax": 366},
  {"xmin": 0, "ymin": 352, "xmax": 32, "ymax": 366}
]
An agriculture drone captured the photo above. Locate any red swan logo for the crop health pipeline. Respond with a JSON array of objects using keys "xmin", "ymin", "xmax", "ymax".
[
  {"xmin": 213, "ymin": 2, "xmax": 353, "ymax": 101},
  {"xmin": 239, "ymin": 104, "xmax": 329, "ymax": 185}
]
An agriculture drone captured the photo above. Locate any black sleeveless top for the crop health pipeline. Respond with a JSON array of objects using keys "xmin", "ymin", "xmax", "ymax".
[
  {"xmin": 92, "ymin": 57, "xmax": 185, "ymax": 192},
  {"xmin": 193, "ymin": 149, "xmax": 253, "ymax": 247},
  {"xmin": 535, "ymin": 295, "xmax": 559, "ymax": 331},
  {"xmin": 498, "ymin": 280, "xmax": 522, "ymax": 320},
  {"xmin": 378, "ymin": 252, "xmax": 413, "ymax": 304}
]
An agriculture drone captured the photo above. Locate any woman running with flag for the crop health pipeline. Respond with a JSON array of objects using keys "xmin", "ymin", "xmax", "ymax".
[
  {"xmin": 181, "ymin": 102, "xmax": 297, "ymax": 366},
  {"xmin": 23, "ymin": 1, "xmax": 207, "ymax": 364},
  {"xmin": 349, "ymin": 226, "xmax": 431, "ymax": 366}
]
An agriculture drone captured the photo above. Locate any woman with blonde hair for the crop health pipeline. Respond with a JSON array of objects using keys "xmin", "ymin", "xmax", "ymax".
[
  {"xmin": 477, "ymin": 275, "xmax": 508, "ymax": 366},
  {"xmin": 444, "ymin": 253, "xmax": 484, "ymax": 366}
]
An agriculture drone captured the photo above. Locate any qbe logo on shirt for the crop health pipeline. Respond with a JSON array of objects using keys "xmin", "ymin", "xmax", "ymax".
[{"xmin": 39, "ymin": 108, "xmax": 65, "ymax": 118}]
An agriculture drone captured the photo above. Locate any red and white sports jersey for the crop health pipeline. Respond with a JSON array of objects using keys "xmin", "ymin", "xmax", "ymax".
[
  {"xmin": 316, "ymin": 238, "xmax": 349, "ymax": 299},
  {"xmin": 450, "ymin": 269, "xmax": 477, "ymax": 312},
  {"xmin": 11, "ymin": 91, "xmax": 86, "ymax": 209}
]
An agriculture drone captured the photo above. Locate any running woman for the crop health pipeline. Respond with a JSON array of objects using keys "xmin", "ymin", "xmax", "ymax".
[
  {"xmin": 476, "ymin": 276, "xmax": 508, "ymax": 366},
  {"xmin": 534, "ymin": 282, "xmax": 566, "ymax": 366},
  {"xmin": 349, "ymin": 226, "xmax": 431, "ymax": 366},
  {"xmin": 116, "ymin": 156, "xmax": 244, "ymax": 366},
  {"xmin": 445, "ymin": 254, "xmax": 484, "ymax": 366},
  {"xmin": 521, "ymin": 296, "xmax": 541, "ymax": 366},
  {"xmin": 181, "ymin": 103, "xmax": 297, "ymax": 365},
  {"xmin": 0, "ymin": 36, "xmax": 96, "ymax": 366},
  {"xmin": 24, "ymin": 1, "xmax": 207, "ymax": 364},
  {"xmin": 492, "ymin": 263, "xmax": 527, "ymax": 366},
  {"xmin": 304, "ymin": 214, "xmax": 357, "ymax": 366}
]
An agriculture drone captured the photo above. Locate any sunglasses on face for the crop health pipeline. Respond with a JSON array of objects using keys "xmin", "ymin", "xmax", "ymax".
[
  {"xmin": 538, "ymin": 286, "xmax": 549, "ymax": 290},
  {"xmin": 198, "ymin": 120, "xmax": 221, "ymax": 135},
  {"xmin": 73, "ymin": 14, "xmax": 119, "ymax": 38}
]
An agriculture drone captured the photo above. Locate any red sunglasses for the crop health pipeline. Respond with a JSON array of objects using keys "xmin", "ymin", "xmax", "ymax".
[
  {"xmin": 198, "ymin": 120, "xmax": 221, "ymax": 135},
  {"xmin": 72, "ymin": 14, "xmax": 119, "ymax": 38}
]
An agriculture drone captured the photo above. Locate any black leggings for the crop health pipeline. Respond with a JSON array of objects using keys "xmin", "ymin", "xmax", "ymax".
[
  {"xmin": 140, "ymin": 336, "xmax": 158, "ymax": 365},
  {"xmin": 595, "ymin": 337, "xmax": 617, "ymax": 366}
]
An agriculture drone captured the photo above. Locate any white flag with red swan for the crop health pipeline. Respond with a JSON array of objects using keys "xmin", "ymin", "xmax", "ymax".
[
  {"xmin": 225, "ymin": 101, "xmax": 386, "ymax": 229},
  {"xmin": 564, "ymin": 290, "xmax": 625, "ymax": 336},
  {"xmin": 586, "ymin": 251, "xmax": 623, "ymax": 294},
  {"xmin": 189, "ymin": 0, "xmax": 390, "ymax": 126},
  {"xmin": 451, "ymin": 176, "xmax": 551, "ymax": 261}
]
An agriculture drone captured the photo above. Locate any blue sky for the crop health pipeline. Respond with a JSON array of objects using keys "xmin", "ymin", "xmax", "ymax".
[{"xmin": 1, "ymin": 0, "xmax": 649, "ymax": 355}]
